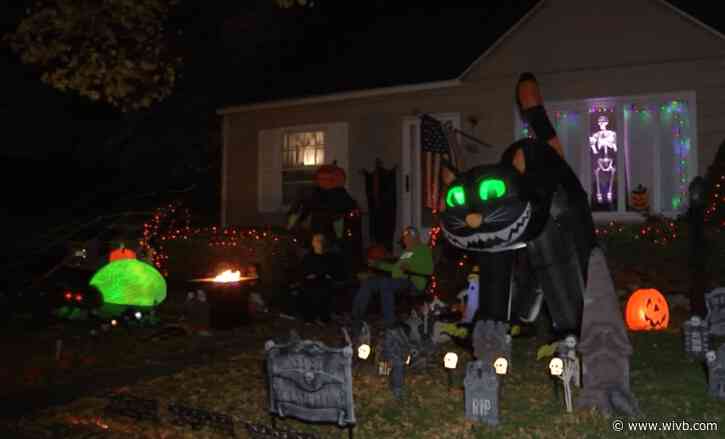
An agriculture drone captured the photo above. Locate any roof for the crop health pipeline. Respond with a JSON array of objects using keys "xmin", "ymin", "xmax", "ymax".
[{"xmin": 218, "ymin": 0, "xmax": 725, "ymax": 114}]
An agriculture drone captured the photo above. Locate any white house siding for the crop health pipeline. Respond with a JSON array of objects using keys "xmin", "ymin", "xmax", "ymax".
[{"xmin": 220, "ymin": 0, "xmax": 725, "ymax": 227}]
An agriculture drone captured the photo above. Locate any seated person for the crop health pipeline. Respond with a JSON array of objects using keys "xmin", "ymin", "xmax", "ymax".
[
  {"xmin": 352, "ymin": 226, "xmax": 433, "ymax": 338},
  {"xmin": 299, "ymin": 233, "xmax": 341, "ymax": 325}
]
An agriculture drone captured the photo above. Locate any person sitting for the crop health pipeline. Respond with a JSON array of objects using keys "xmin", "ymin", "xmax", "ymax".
[
  {"xmin": 352, "ymin": 226, "xmax": 433, "ymax": 338},
  {"xmin": 299, "ymin": 233, "xmax": 341, "ymax": 325}
]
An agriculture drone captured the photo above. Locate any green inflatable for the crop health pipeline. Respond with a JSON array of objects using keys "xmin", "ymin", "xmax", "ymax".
[{"xmin": 90, "ymin": 260, "xmax": 167, "ymax": 314}]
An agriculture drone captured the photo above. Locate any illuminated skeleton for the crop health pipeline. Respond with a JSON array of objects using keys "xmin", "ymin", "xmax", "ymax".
[
  {"xmin": 549, "ymin": 356, "xmax": 574, "ymax": 412},
  {"xmin": 589, "ymin": 115, "xmax": 617, "ymax": 203}
]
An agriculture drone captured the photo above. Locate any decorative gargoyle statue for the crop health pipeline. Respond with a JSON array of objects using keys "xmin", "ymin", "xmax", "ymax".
[{"xmin": 437, "ymin": 72, "xmax": 639, "ymax": 416}]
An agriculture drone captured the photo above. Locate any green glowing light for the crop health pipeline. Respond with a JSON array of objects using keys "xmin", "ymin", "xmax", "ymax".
[
  {"xmin": 90, "ymin": 259, "xmax": 166, "ymax": 307},
  {"xmin": 446, "ymin": 185, "xmax": 466, "ymax": 207},
  {"xmin": 479, "ymin": 179, "xmax": 506, "ymax": 201}
]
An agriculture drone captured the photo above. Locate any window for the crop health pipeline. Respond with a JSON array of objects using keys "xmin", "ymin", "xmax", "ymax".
[
  {"xmin": 514, "ymin": 92, "xmax": 697, "ymax": 219},
  {"xmin": 282, "ymin": 130, "xmax": 326, "ymax": 206},
  {"xmin": 257, "ymin": 123, "xmax": 348, "ymax": 213}
]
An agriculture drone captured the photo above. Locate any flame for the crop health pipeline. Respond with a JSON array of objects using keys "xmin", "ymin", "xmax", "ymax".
[{"xmin": 213, "ymin": 269, "xmax": 242, "ymax": 283}]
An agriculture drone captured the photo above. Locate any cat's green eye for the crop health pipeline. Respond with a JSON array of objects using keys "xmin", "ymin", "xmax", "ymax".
[
  {"xmin": 479, "ymin": 178, "xmax": 506, "ymax": 201},
  {"xmin": 446, "ymin": 185, "xmax": 466, "ymax": 208}
]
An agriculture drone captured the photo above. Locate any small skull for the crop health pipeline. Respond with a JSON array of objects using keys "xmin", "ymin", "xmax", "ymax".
[
  {"xmin": 493, "ymin": 357, "xmax": 508, "ymax": 375},
  {"xmin": 357, "ymin": 344, "xmax": 371, "ymax": 360},
  {"xmin": 690, "ymin": 315, "xmax": 702, "ymax": 326},
  {"xmin": 706, "ymin": 350, "xmax": 717, "ymax": 364},
  {"xmin": 196, "ymin": 290, "xmax": 207, "ymax": 302},
  {"xmin": 565, "ymin": 335, "xmax": 577, "ymax": 350},
  {"xmin": 549, "ymin": 357, "xmax": 564, "ymax": 376},
  {"xmin": 443, "ymin": 352, "xmax": 458, "ymax": 369}
]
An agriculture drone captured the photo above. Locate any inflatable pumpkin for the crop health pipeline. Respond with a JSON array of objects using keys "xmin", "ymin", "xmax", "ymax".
[
  {"xmin": 625, "ymin": 288, "xmax": 669, "ymax": 331},
  {"xmin": 109, "ymin": 247, "xmax": 136, "ymax": 262}
]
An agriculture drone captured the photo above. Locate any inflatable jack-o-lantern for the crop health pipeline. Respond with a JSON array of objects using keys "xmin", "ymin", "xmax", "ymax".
[
  {"xmin": 625, "ymin": 288, "xmax": 669, "ymax": 331},
  {"xmin": 314, "ymin": 162, "xmax": 346, "ymax": 189}
]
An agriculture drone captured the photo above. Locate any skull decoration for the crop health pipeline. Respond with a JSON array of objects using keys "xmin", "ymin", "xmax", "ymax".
[
  {"xmin": 549, "ymin": 357, "xmax": 564, "ymax": 376},
  {"xmin": 357, "ymin": 344, "xmax": 371, "ymax": 360},
  {"xmin": 444, "ymin": 352, "xmax": 459, "ymax": 369},
  {"xmin": 706, "ymin": 350, "xmax": 717, "ymax": 364},
  {"xmin": 493, "ymin": 357, "xmax": 509, "ymax": 375},
  {"xmin": 565, "ymin": 335, "xmax": 577, "ymax": 349}
]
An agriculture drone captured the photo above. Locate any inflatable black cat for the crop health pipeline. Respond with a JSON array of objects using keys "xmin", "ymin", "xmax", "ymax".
[
  {"xmin": 440, "ymin": 137, "xmax": 595, "ymax": 334},
  {"xmin": 438, "ymin": 72, "xmax": 639, "ymax": 416}
]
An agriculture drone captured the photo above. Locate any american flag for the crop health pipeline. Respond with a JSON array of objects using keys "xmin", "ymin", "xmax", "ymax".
[{"xmin": 420, "ymin": 114, "xmax": 458, "ymax": 211}]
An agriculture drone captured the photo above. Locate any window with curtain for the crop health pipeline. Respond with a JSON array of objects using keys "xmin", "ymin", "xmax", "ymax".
[{"xmin": 514, "ymin": 93, "xmax": 696, "ymax": 217}]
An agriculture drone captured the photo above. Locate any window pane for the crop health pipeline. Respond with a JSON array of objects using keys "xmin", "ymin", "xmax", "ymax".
[
  {"xmin": 283, "ymin": 131, "xmax": 325, "ymax": 168},
  {"xmin": 625, "ymin": 106, "xmax": 655, "ymax": 212}
]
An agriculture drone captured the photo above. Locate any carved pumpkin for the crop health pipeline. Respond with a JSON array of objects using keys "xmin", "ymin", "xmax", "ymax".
[
  {"xmin": 630, "ymin": 185, "xmax": 649, "ymax": 212},
  {"xmin": 109, "ymin": 247, "xmax": 136, "ymax": 262},
  {"xmin": 366, "ymin": 244, "xmax": 386, "ymax": 262},
  {"xmin": 625, "ymin": 288, "xmax": 669, "ymax": 331},
  {"xmin": 315, "ymin": 162, "xmax": 346, "ymax": 189}
]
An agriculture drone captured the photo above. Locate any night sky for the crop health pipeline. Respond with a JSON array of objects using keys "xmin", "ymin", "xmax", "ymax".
[{"xmin": 1, "ymin": 1, "xmax": 724, "ymax": 239}]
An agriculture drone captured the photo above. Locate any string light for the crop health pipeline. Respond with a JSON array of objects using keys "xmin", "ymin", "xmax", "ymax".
[{"xmin": 661, "ymin": 100, "xmax": 690, "ymax": 210}]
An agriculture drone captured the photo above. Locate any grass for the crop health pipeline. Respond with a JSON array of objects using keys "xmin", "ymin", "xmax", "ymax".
[
  {"xmin": 4, "ymin": 226, "xmax": 725, "ymax": 438},
  {"xmin": 10, "ymin": 316, "xmax": 724, "ymax": 439}
]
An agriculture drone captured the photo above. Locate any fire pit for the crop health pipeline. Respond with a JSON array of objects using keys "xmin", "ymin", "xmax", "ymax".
[{"xmin": 188, "ymin": 268, "xmax": 259, "ymax": 330}]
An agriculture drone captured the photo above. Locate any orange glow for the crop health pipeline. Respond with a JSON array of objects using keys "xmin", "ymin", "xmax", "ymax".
[{"xmin": 213, "ymin": 269, "xmax": 242, "ymax": 283}]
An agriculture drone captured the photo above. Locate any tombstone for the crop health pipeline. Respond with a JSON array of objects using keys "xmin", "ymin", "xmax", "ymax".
[
  {"xmin": 464, "ymin": 360, "xmax": 499, "ymax": 426},
  {"xmin": 264, "ymin": 338, "xmax": 356, "ymax": 431},
  {"xmin": 382, "ymin": 327, "xmax": 411, "ymax": 399},
  {"xmin": 576, "ymin": 248, "xmax": 640, "ymax": 416},
  {"xmin": 705, "ymin": 288, "xmax": 725, "ymax": 337},
  {"xmin": 683, "ymin": 315, "xmax": 710, "ymax": 361},
  {"xmin": 472, "ymin": 320, "xmax": 511, "ymax": 372},
  {"xmin": 706, "ymin": 345, "xmax": 725, "ymax": 401}
]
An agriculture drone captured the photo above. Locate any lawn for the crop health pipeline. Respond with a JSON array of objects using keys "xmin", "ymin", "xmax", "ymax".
[
  {"xmin": 6, "ymin": 310, "xmax": 724, "ymax": 439},
  {"xmin": 2, "ymin": 223, "xmax": 724, "ymax": 438}
]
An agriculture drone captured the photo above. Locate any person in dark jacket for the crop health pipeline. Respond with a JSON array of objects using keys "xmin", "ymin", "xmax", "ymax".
[{"xmin": 299, "ymin": 233, "xmax": 340, "ymax": 325}]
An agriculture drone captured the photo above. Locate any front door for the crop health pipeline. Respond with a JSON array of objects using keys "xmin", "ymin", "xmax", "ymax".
[{"xmin": 401, "ymin": 113, "xmax": 461, "ymax": 244}]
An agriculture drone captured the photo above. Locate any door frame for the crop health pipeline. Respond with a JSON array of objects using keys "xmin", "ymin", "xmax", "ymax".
[{"xmin": 401, "ymin": 112, "xmax": 461, "ymax": 245}]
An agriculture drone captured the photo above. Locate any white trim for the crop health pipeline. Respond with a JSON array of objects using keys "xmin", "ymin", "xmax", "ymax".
[
  {"xmin": 217, "ymin": 80, "xmax": 462, "ymax": 115},
  {"xmin": 655, "ymin": 0, "xmax": 725, "ymax": 42},
  {"xmin": 458, "ymin": 0, "xmax": 546, "ymax": 80},
  {"xmin": 221, "ymin": 117, "xmax": 229, "ymax": 227}
]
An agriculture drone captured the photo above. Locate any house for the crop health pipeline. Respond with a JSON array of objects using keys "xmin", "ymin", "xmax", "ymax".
[{"xmin": 217, "ymin": 0, "xmax": 725, "ymax": 245}]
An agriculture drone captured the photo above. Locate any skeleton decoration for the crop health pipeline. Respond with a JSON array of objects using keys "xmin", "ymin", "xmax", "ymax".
[
  {"xmin": 382, "ymin": 327, "xmax": 411, "ymax": 399},
  {"xmin": 706, "ymin": 346, "xmax": 725, "ymax": 400},
  {"xmin": 683, "ymin": 315, "xmax": 709, "ymax": 362},
  {"xmin": 705, "ymin": 288, "xmax": 725, "ymax": 337},
  {"xmin": 402, "ymin": 309, "xmax": 436, "ymax": 369},
  {"xmin": 548, "ymin": 357, "xmax": 574, "ymax": 413},
  {"xmin": 464, "ymin": 360, "xmax": 500, "ymax": 426},
  {"xmin": 557, "ymin": 335, "xmax": 581, "ymax": 388},
  {"xmin": 437, "ymin": 72, "xmax": 637, "ymax": 416},
  {"xmin": 472, "ymin": 320, "xmax": 512, "ymax": 374},
  {"xmin": 589, "ymin": 115, "xmax": 618, "ymax": 204}
]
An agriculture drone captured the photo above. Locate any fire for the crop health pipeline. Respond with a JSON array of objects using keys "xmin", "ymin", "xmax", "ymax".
[{"xmin": 213, "ymin": 269, "xmax": 242, "ymax": 283}]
